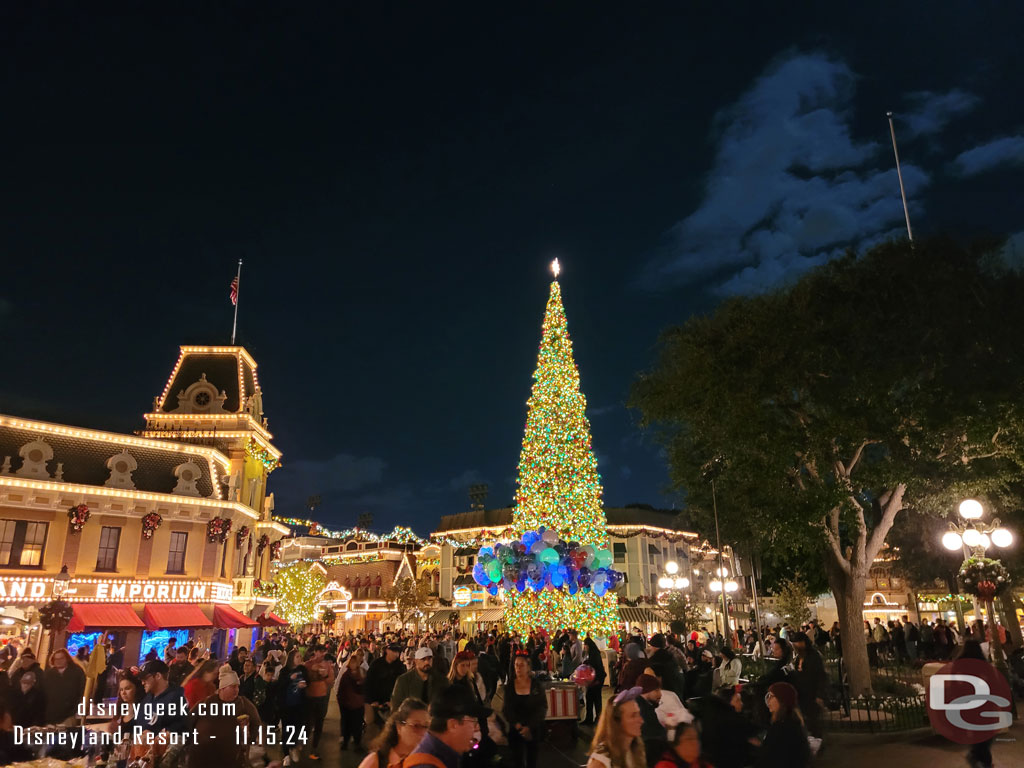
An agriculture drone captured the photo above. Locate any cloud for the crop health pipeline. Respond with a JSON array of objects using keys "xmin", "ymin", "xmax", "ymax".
[
  {"xmin": 950, "ymin": 135, "xmax": 1024, "ymax": 176},
  {"xmin": 273, "ymin": 453, "xmax": 386, "ymax": 496},
  {"xmin": 588, "ymin": 404, "xmax": 616, "ymax": 418},
  {"xmin": 900, "ymin": 90, "xmax": 980, "ymax": 137},
  {"xmin": 641, "ymin": 51, "xmax": 951, "ymax": 295}
]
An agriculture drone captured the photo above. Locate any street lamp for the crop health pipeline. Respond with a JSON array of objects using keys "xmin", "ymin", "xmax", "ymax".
[
  {"xmin": 939, "ymin": 499, "xmax": 1014, "ymax": 671},
  {"xmin": 52, "ymin": 565, "xmax": 71, "ymax": 599}
]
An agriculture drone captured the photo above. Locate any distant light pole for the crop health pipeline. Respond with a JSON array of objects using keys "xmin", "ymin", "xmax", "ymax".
[{"xmin": 941, "ymin": 499, "xmax": 1014, "ymax": 671}]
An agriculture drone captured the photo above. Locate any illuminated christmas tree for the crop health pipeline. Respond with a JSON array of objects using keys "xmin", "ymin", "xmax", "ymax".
[
  {"xmin": 272, "ymin": 562, "xmax": 326, "ymax": 626},
  {"xmin": 505, "ymin": 259, "xmax": 618, "ymax": 635}
]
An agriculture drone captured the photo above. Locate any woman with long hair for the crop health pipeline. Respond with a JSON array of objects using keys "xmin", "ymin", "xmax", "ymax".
[
  {"xmin": 716, "ymin": 646, "xmax": 742, "ymax": 691},
  {"xmin": 586, "ymin": 687, "xmax": 645, "ymax": 768},
  {"xmin": 337, "ymin": 652, "xmax": 366, "ymax": 750},
  {"xmin": 106, "ymin": 671, "xmax": 143, "ymax": 768},
  {"xmin": 582, "ymin": 637, "xmax": 607, "ymax": 725},
  {"xmin": 43, "ymin": 648, "xmax": 85, "ymax": 725},
  {"xmin": 502, "ymin": 653, "xmax": 547, "ymax": 768},
  {"xmin": 652, "ymin": 724, "xmax": 712, "ymax": 768},
  {"xmin": 183, "ymin": 660, "xmax": 220, "ymax": 709},
  {"xmin": 357, "ymin": 698, "xmax": 429, "ymax": 768},
  {"xmin": 756, "ymin": 682, "xmax": 809, "ymax": 768}
]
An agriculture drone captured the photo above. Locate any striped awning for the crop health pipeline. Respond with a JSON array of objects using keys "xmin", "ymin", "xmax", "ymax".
[
  {"xmin": 617, "ymin": 606, "xmax": 665, "ymax": 624},
  {"xmin": 468, "ymin": 608, "xmax": 504, "ymax": 623},
  {"xmin": 425, "ymin": 610, "xmax": 459, "ymax": 625}
]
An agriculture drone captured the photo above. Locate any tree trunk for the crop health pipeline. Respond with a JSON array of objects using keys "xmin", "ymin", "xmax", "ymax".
[{"xmin": 827, "ymin": 562, "xmax": 872, "ymax": 696}]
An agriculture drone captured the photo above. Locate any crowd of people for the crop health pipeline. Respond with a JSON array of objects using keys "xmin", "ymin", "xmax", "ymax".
[{"xmin": 0, "ymin": 612, "xmax": 1016, "ymax": 768}]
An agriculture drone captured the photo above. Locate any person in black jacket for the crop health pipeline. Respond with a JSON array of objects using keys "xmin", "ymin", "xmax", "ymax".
[
  {"xmin": 696, "ymin": 688, "xmax": 759, "ymax": 768},
  {"xmin": 502, "ymin": 654, "xmax": 547, "ymax": 768},
  {"xmin": 757, "ymin": 683, "xmax": 810, "ymax": 768},
  {"xmin": 647, "ymin": 634, "xmax": 685, "ymax": 700},
  {"xmin": 9, "ymin": 670, "xmax": 46, "ymax": 727},
  {"xmin": 581, "ymin": 637, "xmax": 607, "ymax": 725},
  {"xmin": 790, "ymin": 633, "xmax": 827, "ymax": 738},
  {"xmin": 364, "ymin": 643, "xmax": 406, "ymax": 732},
  {"xmin": 636, "ymin": 674, "xmax": 667, "ymax": 767}
]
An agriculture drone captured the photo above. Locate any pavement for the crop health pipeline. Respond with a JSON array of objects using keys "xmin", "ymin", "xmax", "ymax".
[{"xmin": 301, "ymin": 695, "xmax": 1024, "ymax": 768}]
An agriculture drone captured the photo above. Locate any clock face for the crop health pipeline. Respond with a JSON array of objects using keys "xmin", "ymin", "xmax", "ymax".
[{"xmin": 194, "ymin": 391, "xmax": 211, "ymax": 407}]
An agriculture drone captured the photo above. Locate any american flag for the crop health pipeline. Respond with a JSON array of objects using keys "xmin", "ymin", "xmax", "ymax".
[{"xmin": 230, "ymin": 276, "xmax": 239, "ymax": 305}]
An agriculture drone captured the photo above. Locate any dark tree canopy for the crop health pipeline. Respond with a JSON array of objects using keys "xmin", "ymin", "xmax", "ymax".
[{"xmin": 632, "ymin": 237, "xmax": 1024, "ymax": 694}]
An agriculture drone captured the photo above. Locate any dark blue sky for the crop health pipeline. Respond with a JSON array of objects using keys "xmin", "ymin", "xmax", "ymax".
[{"xmin": 2, "ymin": 4, "xmax": 1022, "ymax": 532}]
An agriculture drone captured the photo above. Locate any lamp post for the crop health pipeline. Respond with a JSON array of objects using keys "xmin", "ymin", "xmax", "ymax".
[
  {"xmin": 709, "ymin": 567, "xmax": 739, "ymax": 641},
  {"xmin": 940, "ymin": 499, "xmax": 1014, "ymax": 671},
  {"xmin": 657, "ymin": 560, "xmax": 693, "ymax": 630},
  {"xmin": 44, "ymin": 565, "xmax": 72, "ymax": 664}
]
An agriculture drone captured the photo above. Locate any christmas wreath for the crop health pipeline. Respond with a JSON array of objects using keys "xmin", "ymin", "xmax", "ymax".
[
  {"xmin": 67, "ymin": 504, "xmax": 90, "ymax": 533},
  {"xmin": 39, "ymin": 599, "xmax": 74, "ymax": 631},
  {"xmin": 256, "ymin": 534, "xmax": 270, "ymax": 556},
  {"xmin": 270, "ymin": 540, "xmax": 282, "ymax": 560},
  {"xmin": 322, "ymin": 607, "xmax": 337, "ymax": 624},
  {"xmin": 206, "ymin": 516, "xmax": 232, "ymax": 544},
  {"xmin": 141, "ymin": 512, "xmax": 163, "ymax": 540},
  {"xmin": 959, "ymin": 556, "xmax": 1011, "ymax": 599},
  {"xmin": 236, "ymin": 525, "xmax": 250, "ymax": 548}
]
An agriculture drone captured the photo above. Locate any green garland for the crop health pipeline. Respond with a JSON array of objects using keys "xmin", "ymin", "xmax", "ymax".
[
  {"xmin": 39, "ymin": 599, "xmax": 74, "ymax": 631},
  {"xmin": 959, "ymin": 556, "xmax": 1011, "ymax": 598}
]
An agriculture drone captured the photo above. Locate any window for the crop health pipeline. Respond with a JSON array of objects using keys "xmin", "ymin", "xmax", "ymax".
[
  {"xmin": 167, "ymin": 532, "xmax": 188, "ymax": 574},
  {"xmin": 96, "ymin": 526, "xmax": 121, "ymax": 571},
  {"xmin": 613, "ymin": 542, "xmax": 626, "ymax": 563},
  {"xmin": 0, "ymin": 520, "xmax": 48, "ymax": 567}
]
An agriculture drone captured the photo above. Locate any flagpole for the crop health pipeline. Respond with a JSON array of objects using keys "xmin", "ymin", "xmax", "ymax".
[
  {"xmin": 231, "ymin": 259, "xmax": 242, "ymax": 345},
  {"xmin": 887, "ymin": 112, "xmax": 913, "ymax": 243}
]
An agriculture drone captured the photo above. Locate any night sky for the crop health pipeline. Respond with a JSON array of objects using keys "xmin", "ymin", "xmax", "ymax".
[{"xmin": 3, "ymin": 4, "xmax": 1022, "ymax": 532}]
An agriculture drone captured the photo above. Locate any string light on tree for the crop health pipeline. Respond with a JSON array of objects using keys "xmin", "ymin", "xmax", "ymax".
[
  {"xmin": 272, "ymin": 562, "xmax": 326, "ymax": 626},
  {"xmin": 502, "ymin": 259, "xmax": 618, "ymax": 634}
]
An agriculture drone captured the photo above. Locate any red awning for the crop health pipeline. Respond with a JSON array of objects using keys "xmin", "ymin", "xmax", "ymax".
[
  {"xmin": 212, "ymin": 605, "xmax": 259, "ymax": 629},
  {"xmin": 67, "ymin": 604, "xmax": 145, "ymax": 632},
  {"xmin": 143, "ymin": 604, "xmax": 213, "ymax": 630},
  {"xmin": 257, "ymin": 611, "xmax": 288, "ymax": 627}
]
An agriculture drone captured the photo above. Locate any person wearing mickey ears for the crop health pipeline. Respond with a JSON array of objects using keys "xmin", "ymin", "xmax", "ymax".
[{"xmin": 402, "ymin": 685, "xmax": 489, "ymax": 768}]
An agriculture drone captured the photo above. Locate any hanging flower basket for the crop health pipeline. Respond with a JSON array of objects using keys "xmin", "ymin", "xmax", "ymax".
[
  {"xmin": 67, "ymin": 504, "xmax": 91, "ymax": 533},
  {"xmin": 256, "ymin": 534, "xmax": 270, "ymax": 556},
  {"xmin": 236, "ymin": 525, "xmax": 250, "ymax": 548},
  {"xmin": 39, "ymin": 599, "xmax": 74, "ymax": 631},
  {"xmin": 206, "ymin": 516, "xmax": 232, "ymax": 544},
  {"xmin": 959, "ymin": 556, "xmax": 1011, "ymax": 598},
  {"xmin": 141, "ymin": 512, "xmax": 163, "ymax": 540}
]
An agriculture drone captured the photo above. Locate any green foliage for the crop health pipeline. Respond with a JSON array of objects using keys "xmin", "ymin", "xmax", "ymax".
[
  {"xmin": 772, "ymin": 573, "xmax": 813, "ymax": 626},
  {"xmin": 632, "ymin": 237, "xmax": 1024, "ymax": 691},
  {"xmin": 384, "ymin": 577, "xmax": 433, "ymax": 626},
  {"xmin": 662, "ymin": 591, "xmax": 709, "ymax": 631},
  {"xmin": 322, "ymin": 607, "xmax": 337, "ymax": 625},
  {"xmin": 273, "ymin": 563, "xmax": 327, "ymax": 626}
]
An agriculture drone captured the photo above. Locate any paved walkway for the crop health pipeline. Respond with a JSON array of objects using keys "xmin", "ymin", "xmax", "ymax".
[{"xmin": 304, "ymin": 697, "xmax": 1024, "ymax": 768}]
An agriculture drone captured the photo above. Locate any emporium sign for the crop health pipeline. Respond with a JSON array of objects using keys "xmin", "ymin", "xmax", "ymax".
[{"xmin": 0, "ymin": 577, "xmax": 233, "ymax": 604}]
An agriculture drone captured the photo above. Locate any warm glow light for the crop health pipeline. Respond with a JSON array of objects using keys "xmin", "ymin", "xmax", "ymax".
[
  {"xmin": 959, "ymin": 499, "xmax": 984, "ymax": 520},
  {"xmin": 665, "ymin": 561, "xmax": 679, "ymax": 575},
  {"xmin": 0, "ymin": 618, "xmax": 14, "ymax": 626},
  {"xmin": 658, "ymin": 576, "xmax": 673, "ymax": 589},
  {"xmin": 674, "ymin": 577, "xmax": 689, "ymax": 589},
  {"xmin": 942, "ymin": 531, "xmax": 964, "ymax": 551},
  {"xmin": 991, "ymin": 528, "xmax": 1013, "ymax": 548},
  {"xmin": 716, "ymin": 567, "xmax": 729, "ymax": 577},
  {"xmin": 962, "ymin": 528, "xmax": 983, "ymax": 548},
  {"xmin": 725, "ymin": 580, "xmax": 738, "ymax": 593},
  {"xmin": 551, "ymin": 258, "xmax": 560, "ymax": 277},
  {"xmin": 710, "ymin": 580, "xmax": 723, "ymax": 592},
  {"xmin": 980, "ymin": 533, "xmax": 991, "ymax": 549}
]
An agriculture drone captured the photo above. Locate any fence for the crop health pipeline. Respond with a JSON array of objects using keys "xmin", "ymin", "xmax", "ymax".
[{"xmin": 742, "ymin": 654, "xmax": 928, "ymax": 734}]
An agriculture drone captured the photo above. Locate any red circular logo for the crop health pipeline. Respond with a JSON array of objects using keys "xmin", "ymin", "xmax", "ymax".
[{"xmin": 927, "ymin": 658, "xmax": 1013, "ymax": 744}]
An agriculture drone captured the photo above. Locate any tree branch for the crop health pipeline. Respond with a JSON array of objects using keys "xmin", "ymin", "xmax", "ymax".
[
  {"xmin": 822, "ymin": 507, "xmax": 850, "ymax": 576},
  {"xmin": 866, "ymin": 483, "xmax": 906, "ymax": 563},
  {"xmin": 847, "ymin": 439, "xmax": 877, "ymax": 476}
]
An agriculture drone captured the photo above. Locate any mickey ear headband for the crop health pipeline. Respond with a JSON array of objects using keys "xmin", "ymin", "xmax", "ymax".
[{"xmin": 612, "ymin": 686, "xmax": 643, "ymax": 705}]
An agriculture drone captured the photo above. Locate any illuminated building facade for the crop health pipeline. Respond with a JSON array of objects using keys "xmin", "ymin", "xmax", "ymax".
[{"xmin": 0, "ymin": 345, "xmax": 289, "ymax": 663}]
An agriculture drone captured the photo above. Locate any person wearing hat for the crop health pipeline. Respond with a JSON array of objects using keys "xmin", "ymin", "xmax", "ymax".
[
  {"xmin": 635, "ymin": 674, "xmax": 667, "ymax": 767},
  {"xmin": 365, "ymin": 643, "xmax": 408, "ymax": 737},
  {"xmin": 391, "ymin": 647, "xmax": 449, "ymax": 712},
  {"xmin": 133, "ymin": 659, "xmax": 189, "ymax": 735},
  {"xmin": 647, "ymin": 635, "xmax": 684, "ymax": 700},
  {"xmin": 404, "ymin": 685, "xmax": 489, "ymax": 768},
  {"xmin": 757, "ymin": 682, "xmax": 810, "ymax": 768},
  {"xmin": 188, "ymin": 664, "xmax": 262, "ymax": 768}
]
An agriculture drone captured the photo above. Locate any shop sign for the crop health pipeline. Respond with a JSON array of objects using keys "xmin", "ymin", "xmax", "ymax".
[
  {"xmin": 454, "ymin": 587, "xmax": 472, "ymax": 606},
  {"xmin": 0, "ymin": 577, "xmax": 233, "ymax": 604}
]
